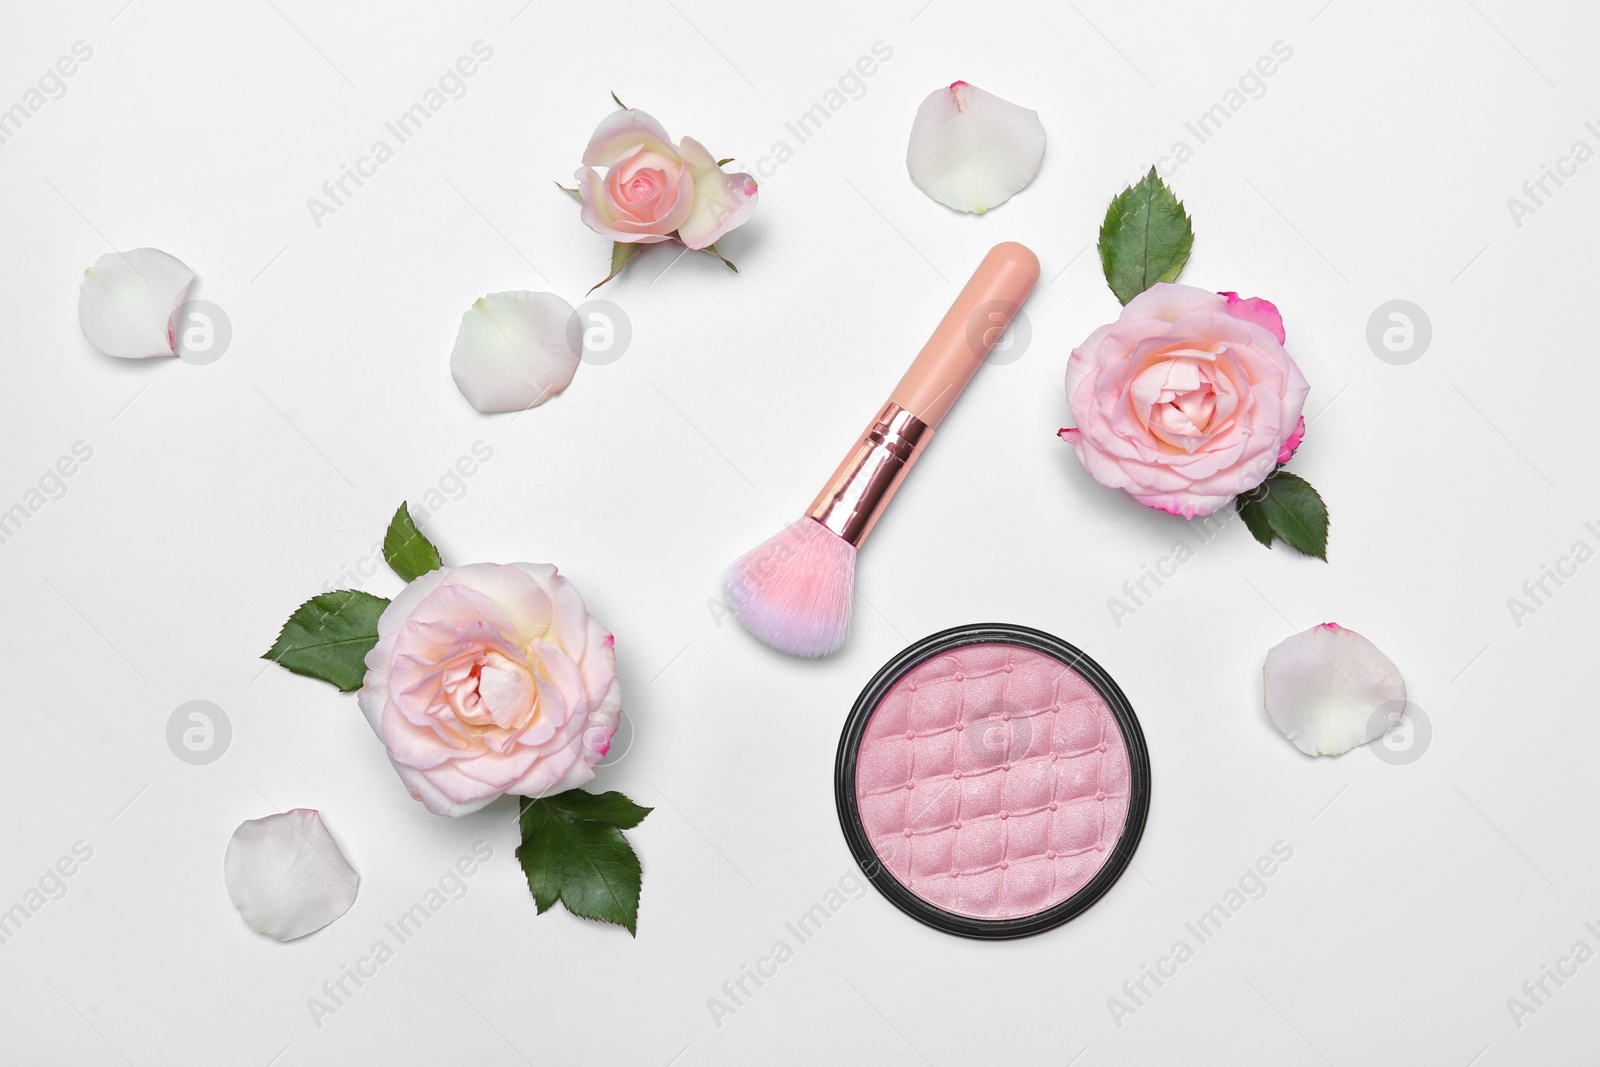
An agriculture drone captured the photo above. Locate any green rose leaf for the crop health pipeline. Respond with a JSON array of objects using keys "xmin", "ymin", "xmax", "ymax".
[
  {"xmin": 555, "ymin": 182, "xmax": 583, "ymax": 205},
  {"xmin": 517, "ymin": 789, "xmax": 652, "ymax": 935},
  {"xmin": 1235, "ymin": 470, "xmax": 1329, "ymax": 560},
  {"xmin": 610, "ymin": 90, "xmax": 629, "ymax": 110},
  {"xmin": 1098, "ymin": 166, "xmax": 1195, "ymax": 305},
  {"xmin": 590, "ymin": 241, "xmax": 643, "ymax": 294},
  {"xmin": 262, "ymin": 590, "xmax": 390, "ymax": 692},
  {"xmin": 382, "ymin": 502, "xmax": 441, "ymax": 583},
  {"xmin": 1236, "ymin": 491, "xmax": 1277, "ymax": 549}
]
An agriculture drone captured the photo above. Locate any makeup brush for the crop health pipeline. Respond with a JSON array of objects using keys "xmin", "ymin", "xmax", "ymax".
[{"xmin": 726, "ymin": 242, "xmax": 1041, "ymax": 658}]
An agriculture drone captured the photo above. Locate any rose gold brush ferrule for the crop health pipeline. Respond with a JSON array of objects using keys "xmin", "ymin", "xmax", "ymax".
[
  {"xmin": 801, "ymin": 242, "xmax": 1040, "ymax": 553},
  {"xmin": 805, "ymin": 403, "xmax": 933, "ymax": 548}
]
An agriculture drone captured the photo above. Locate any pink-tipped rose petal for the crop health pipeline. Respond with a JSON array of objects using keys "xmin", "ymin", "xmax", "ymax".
[
  {"xmin": 1263, "ymin": 623, "xmax": 1406, "ymax": 756},
  {"xmin": 223, "ymin": 809, "xmax": 358, "ymax": 941},
  {"xmin": 1221, "ymin": 291, "xmax": 1286, "ymax": 344},
  {"xmin": 1277, "ymin": 415, "xmax": 1306, "ymax": 464},
  {"xmin": 675, "ymin": 135, "xmax": 758, "ymax": 250},
  {"xmin": 78, "ymin": 248, "xmax": 194, "ymax": 359},
  {"xmin": 906, "ymin": 81, "xmax": 1045, "ymax": 214}
]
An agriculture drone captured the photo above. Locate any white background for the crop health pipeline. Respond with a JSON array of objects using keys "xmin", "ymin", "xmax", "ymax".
[{"xmin": 2, "ymin": 0, "xmax": 1596, "ymax": 1063}]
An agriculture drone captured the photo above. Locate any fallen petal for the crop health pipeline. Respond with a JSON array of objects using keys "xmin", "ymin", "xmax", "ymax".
[
  {"xmin": 78, "ymin": 248, "xmax": 195, "ymax": 359},
  {"xmin": 450, "ymin": 292, "xmax": 581, "ymax": 413},
  {"xmin": 1263, "ymin": 623, "xmax": 1407, "ymax": 757},
  {"xmin": 906, "ymin": 81, "xmax": 1045, "ymax": 214},
  {"xmin": 224, "ymin": 809, "xmax": 358, "ymax": 941}
]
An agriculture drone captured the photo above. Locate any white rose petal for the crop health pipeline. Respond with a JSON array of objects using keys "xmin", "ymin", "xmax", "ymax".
[
  {"xmin": 224, "ymin": 809, "xmax": 358, "ymax": 941},
  {"xmin": 78, "ymin": 248, "xmax": 195, "ymax": 359},
  {"xmin": 906, "ymin": 81, "xmax": 1046, "ymax": 214},
  {"xmin": 450, "ymin": 291, "xmax": 581, "ymax": 413},
  {"xmin": 1263, "ymin": 623, "xmax": 1407, "ymax": 757}
]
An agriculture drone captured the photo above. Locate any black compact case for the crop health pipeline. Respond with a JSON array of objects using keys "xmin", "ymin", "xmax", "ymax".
[{"xmin": 834, "ymin": 623, "xmax": 1151, "ymax": 938}]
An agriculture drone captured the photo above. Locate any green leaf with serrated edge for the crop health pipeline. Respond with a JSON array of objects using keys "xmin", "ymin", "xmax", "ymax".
[
  {"xmin": 1260, "ymin": 471, "xmax": 1329, "ymax": 559},
  {"xmin": 1234, "ymin": 486, "xmax": 1276, "ymax": 548},
  {"xmin": 382, "ymin": 502, "xmax": 441, "ymax": 582},
  {"xmin": 589, "ymin": 241, "xmax": 644, "ymax": 294},
  {"xmin": 262, "ymin": 590, "xmax": 389, "ymax": 692},
  {"xmin": 716, "ymin": 157, "xmax": 734, "ymax": 167},
  {"xmin": 610, "ymin": 91, "xmax": 628, "ymax": 110},
  {"xmin": 701, "ymin": 243, "xmax": 738, "ymax": 273},
  {"xmin": 555, "ymin": 182, "xmax": 583, "ymax": 204},
  {"xmin": 1235, "ymin": 470, "xmax": 1329, "ymax": 559},
  {"xmin": 517, "ymin": 790, "xmax": 651, "ymax": 934},
  {"xmin": 536, "ymin": 789, "xmax": 652, "ymax": 829},
  {"xmin": 1098, "ymin": 166, "xmax": 1195, "ymax": 305}
]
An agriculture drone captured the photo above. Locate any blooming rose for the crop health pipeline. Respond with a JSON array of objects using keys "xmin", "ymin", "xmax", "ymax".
[
  {"xmin": 1059, "ymin": 284, "xmax": 1309, "ymax": 518},
  {"xmin": 357, "ymin": 563, "xmax": 621, "ymax": 817},
  {"xmin": 575, "ymin": 108, "xmax": 757, "ymax": 250}
]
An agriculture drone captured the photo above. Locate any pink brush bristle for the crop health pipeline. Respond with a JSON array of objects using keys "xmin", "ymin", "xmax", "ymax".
[{"xmin": 726, "ymin": 518, "xmax": 856, "ymax": 658}]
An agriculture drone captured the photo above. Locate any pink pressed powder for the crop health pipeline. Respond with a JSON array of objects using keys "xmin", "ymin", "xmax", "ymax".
[{"xmin": 837, "ymin": 626, "xmax": 1148, "ymax": 937}]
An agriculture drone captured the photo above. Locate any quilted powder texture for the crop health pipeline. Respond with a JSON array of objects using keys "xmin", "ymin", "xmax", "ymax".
[{"xmin": 855, "ymin": 643, "xmax": 1130, "ymax": 920}]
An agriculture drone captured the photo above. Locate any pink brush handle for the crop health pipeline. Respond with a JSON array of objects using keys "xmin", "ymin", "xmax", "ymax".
[
  {"xmin": 889, "ymin": 241, "xmax": 1040, "ymax": 427},
  {"xmin": 806, "ymin": 242, "xmax": 1040, "ymax": 547}
]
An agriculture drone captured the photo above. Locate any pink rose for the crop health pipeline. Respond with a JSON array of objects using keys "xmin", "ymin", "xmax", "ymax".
[
  {"xmin": 1059, "ymin": 283, "xmax": 1309, "ymax": 518},
  {"xmin": 357, "ymin": 563, "xmax": 621, "ymax": 817},
  {"xmin": 575, "ymin": 109, "xmax": 757, "ymax": 250}
]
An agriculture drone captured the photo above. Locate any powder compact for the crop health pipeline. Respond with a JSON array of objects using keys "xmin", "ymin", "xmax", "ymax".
[{"xmin": 835, "ymin": 624, "xmax": 1150, "ymax": 938}]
